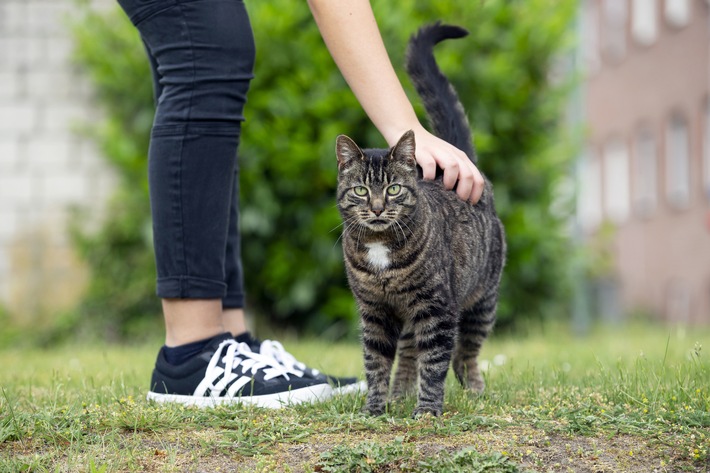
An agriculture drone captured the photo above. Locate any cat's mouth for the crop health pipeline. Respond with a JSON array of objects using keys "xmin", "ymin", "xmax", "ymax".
[{"xmin": 365, "ymin": 218, "xmax": 391, "ymax": 230}]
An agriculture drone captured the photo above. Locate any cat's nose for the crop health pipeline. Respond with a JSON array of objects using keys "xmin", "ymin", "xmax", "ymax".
[{"xmin": 371, "ymin": 200, "xmax": 385, "ymax": 216}]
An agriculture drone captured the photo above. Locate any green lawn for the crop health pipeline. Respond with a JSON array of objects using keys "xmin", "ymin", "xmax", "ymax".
[{"xmin": 1, "ymin": 323, "xmax": 708, "ymax": 472}]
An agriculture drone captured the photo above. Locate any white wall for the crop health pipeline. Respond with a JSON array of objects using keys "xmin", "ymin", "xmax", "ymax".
[{"xmin": 0, "ymin": 0, "xmax": 117, "ymax": 324}]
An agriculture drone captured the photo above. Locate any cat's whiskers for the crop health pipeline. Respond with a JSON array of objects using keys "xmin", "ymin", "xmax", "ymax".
[
  {"xmin": 333, "ymin": 233, "xmax": 344, "ymax": 249},
  {"xmin": 357, "ymin": 224, "xmax": 366, "ymax": 250},
  {"xmin": 399, "ymin": 218, "xmax": 414, "ymax": 238},
  {"xmin": 329, "ymin": 222, "xmax": 346, "ymax": 234},
  {"xmin": 393, "ymin": 220, "xmax": 407, "ymax": 244},
  {"xmin": 333, "ymin": 216, "xmax": 358, "ymax": 249},
  {"xmin": 329, "ymin": 215, "xmax": 357, "ymax": 234}
]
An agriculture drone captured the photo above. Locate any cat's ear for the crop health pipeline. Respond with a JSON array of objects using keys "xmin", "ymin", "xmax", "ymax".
[
  {"xmin": 391, "ymin": 130, "xmax": 416, "ymax": 168},
  {"xmin": 336, "ymin": 135, "xmax": 364, "ymax": 169}
]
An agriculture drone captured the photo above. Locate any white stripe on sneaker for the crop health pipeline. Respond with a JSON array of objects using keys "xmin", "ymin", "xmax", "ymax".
[{"xmin": 226, "ymin": 376, "xmax": 252, "ymax": 398}]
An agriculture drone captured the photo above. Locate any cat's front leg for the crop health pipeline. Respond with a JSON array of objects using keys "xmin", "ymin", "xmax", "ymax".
[
  {"xmin": 360, "ymin": 306, "xmax": 401, "ymax": 416},
  {"xmin": 412, "ymin": 306, "xmax": 457, "ymax": 418},
  {"xmin": 391, "ymin": 324, "xmax": 417, "ymax": 399}
]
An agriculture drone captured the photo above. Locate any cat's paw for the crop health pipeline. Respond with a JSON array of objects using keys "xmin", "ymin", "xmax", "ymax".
[
  {"xmin": 363, "ymin": 403, "xmax": 386, "ymax": 416},
  {"xmin": 412, "ymin": 405, "xmax": 442, "ymax": 418},
  {"xmin": 466, "ymin": 374, "xmax": 485, "ymax": 394},
  {"xmin": 454, "ymin": 363, "xmax": 486, "ymax": 393},
  {"xmin": 456, "ymin": 369, "xmax": 485, "ymax": 393}
]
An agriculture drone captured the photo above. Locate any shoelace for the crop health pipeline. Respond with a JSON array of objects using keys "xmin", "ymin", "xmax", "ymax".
[
  {"xmin": 259, "ymin": 340, "xmax": 321, "ymax": 377},
  {"xmin": 197, "ymin": 340, "xmax": 292, "ymax": 398}
]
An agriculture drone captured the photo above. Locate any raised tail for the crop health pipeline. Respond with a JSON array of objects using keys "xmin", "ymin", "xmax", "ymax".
[{"xmin": 406, "ymin": 22, "xmax": 476, "ymax": 164}]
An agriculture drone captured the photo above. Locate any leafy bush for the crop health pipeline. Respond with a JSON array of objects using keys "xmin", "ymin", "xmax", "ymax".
[
  {"xmin": 70, "ymin": 0, "xmax": 577, "ymax": 339},
  {"xmin": 70, "ymin": 7, "xmax": 158, "ymax": 339}
]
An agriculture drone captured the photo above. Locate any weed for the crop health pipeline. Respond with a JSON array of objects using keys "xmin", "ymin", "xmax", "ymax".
[{"xmin": 315, "ymin": 439, "xmax": 523, "ymax": 473}]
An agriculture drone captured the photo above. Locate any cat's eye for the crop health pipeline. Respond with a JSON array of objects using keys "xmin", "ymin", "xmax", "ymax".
[
  {"xmin": 387, "ymin": 184, "xmax": 401, "ymax": 196},
  {"xmin": 353, "ymin": 186, "xmax": 368, "ymax": 196}
]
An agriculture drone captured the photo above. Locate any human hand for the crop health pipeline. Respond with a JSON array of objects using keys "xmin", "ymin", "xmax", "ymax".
[{"xmin": 409, "ymin": 126, "xmax": 484, "ymax": 204}]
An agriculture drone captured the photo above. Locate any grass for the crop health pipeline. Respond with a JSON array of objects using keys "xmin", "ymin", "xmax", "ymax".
[{"xmin": 0, "ymin": 322, "xmax": 708, "ymax": 472}]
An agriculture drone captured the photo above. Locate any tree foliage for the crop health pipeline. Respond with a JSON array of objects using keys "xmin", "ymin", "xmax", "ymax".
[{"xmin": 70, "ymin": 0, "xmax": 577, "ymax": 339}]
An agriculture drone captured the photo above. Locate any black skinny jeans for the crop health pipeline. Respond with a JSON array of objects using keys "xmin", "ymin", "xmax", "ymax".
[{"xmin": 117, "ymin": 0, "xmax": 254, "ymax": 308}]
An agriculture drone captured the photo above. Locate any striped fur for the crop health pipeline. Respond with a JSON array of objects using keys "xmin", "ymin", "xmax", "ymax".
[{"xmin": 335, "ymin": 23, "xmax": 506, "ymax": 418}]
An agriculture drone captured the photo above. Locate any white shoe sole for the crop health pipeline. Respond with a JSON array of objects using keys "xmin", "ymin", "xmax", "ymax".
[{"xmin": 147, "ymin": 383, "xmax": 332, "ymax": 409}]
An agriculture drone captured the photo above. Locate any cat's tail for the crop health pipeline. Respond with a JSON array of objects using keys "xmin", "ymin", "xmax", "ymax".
[{"xmin": 406, "ymin": 22, "xmax": 476, "ymax": 164}]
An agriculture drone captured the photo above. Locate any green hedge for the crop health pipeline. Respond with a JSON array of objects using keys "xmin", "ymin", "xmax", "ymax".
[{"xmin": 70, "ymin": 0, "xmax": 577, "ymax": 339}]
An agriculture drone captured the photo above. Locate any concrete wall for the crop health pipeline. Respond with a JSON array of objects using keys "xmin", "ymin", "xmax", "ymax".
[{"xmin": 0, "ymin": 0, "xmax": 117, "ymax": 325}]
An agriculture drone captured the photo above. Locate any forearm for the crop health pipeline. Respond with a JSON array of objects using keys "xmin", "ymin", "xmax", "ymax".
[
  {"xmin": 307, "ymin": 0, "xmax": 421, "ymax": 146},
  {"xmin": 308, "ymin": 0, "xmax": 485, "ymax": 203}
]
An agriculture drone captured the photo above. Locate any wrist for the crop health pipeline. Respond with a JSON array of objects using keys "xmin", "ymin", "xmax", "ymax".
[{"xmin": 382, "ymin": 122, "xmax": 426, "ymax": 147}]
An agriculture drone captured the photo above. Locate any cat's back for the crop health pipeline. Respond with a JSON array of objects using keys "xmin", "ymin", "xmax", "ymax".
[{"xmin": 417, "ymin": 176, "xmax": 496, "ymax": 227}]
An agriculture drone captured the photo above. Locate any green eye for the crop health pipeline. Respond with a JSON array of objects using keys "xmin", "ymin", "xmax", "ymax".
[
  {"xmin": 387, "ymin": 184, "xmax": 401, "ymax": 195},
  {"xmin": 354, "ymin": 186, "xmax": 368, "ymax": 196}
]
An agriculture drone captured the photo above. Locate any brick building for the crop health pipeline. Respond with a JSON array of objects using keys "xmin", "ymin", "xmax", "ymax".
[
  {"xmin": 577, "ymin": 0, "xmax": 710, "ymax": 324},
  {"xmin": 0, "ymin": 0, "xmax": 116, "ymax": 325}
]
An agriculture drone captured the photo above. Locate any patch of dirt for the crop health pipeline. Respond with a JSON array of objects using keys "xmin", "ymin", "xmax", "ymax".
[
  {"xmin": 232, "ymin": 425, "xmax": 697, "ymax": 473},
  {"xmin": 2, "ymin": 425, "xmax": 703, "ymax": 472}
]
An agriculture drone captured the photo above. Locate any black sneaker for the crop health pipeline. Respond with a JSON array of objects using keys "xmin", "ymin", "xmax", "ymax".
[
  {"xmin": 147, "ymin": 333, "xmax": 332, "ymax": 408},
  {"xmin": 238, "ymin": 334, "xmax": 367, "ymax": 395}
]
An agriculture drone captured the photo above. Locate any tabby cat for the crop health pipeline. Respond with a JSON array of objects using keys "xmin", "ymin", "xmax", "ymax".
[{"xmin": 335, "ymin": 23, "xmax": 506, "ymax": 417}]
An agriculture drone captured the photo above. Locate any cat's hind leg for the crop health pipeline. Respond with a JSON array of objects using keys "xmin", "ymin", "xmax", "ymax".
[
  {"xmin": 453, "ymin": 289, "xmax": 498, "ymax": 393},
  {"xmin": 391, "ymin": 322, "xmax": 417, "ymax": 400}
]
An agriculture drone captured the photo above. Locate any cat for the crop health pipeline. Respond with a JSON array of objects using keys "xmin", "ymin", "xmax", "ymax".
[{"xmin": 335, "ymin": 23, "xmax": 506, "ymax": 417}]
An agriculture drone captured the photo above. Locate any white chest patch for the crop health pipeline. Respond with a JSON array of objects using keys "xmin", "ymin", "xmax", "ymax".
[{"xmin": 365, "ymin": 242, "xmax": 391, "ymax": 270}]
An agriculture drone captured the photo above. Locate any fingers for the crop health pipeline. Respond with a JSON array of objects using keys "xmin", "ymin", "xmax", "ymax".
[
  {"xmin": 469, "ymin": 165, "xmax": 485, "ymax": 204},
  {"xmin": 418, "ymin": 155, "xmax": 437, "ymax": 181},
  {"xmin": 416, "ymin": 138, "xmax": 484, "ymax": 204},
  {"xmin": 441, "ymin": 158, "xmax": 460, "ymax": 190},
  {"xmin": 447, "ymin": 155, "xmax": 483, "ymax": 203}
]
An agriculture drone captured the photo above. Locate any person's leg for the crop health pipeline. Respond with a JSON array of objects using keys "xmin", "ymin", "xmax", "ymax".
[
  {"xmin": 119, "ymin": 0, "xmax": 254, "ymax": 347},
  {"xmin": 223, "ymin": 308, "xmax": 248, "ymax": 336},
  {"xmin": 163, "ymin": 299, "xmax": 224, "ymax": 347},
  {"xmin": 222, "ymin": 163, "xmax": 248, "ymax": 336},
  {"xmin": 117, "ymin": 0, "xmax": 359, "ymax": 400},
  {"xmin": 140, "ymin": 20, "xmax": 228, "ymax": 348},
  {"xmin": 115, "ymin": 0, "xmax": 332, "ymax": 406},
  {"xmin": 140, "ymin": 23, "xmax": 230, "ymax": 347}
]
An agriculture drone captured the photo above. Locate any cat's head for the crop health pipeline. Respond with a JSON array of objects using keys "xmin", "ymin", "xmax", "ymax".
[{"xmin": 335, "ymin": 130, "xmax": 419, "ymax": 233}]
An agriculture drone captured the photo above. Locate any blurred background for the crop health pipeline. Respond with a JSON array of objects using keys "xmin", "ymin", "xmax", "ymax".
[{"xmin": 0, "ymin": 0, "xmax": 708, "ymax": 345}]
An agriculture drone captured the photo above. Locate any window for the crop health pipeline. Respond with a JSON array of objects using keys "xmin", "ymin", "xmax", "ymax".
[
  {"xmin": 665, "ymin": 114, "xmax": 691, "ymax": 208},
  {"xmin": 665, "ymin": 0, "xmax": 691, "ymax": 28},
  {"xmin": 603, "ymin": 139, "xmax": 631, "ymax": 223},
  {"xmin": 631, "ymin": 0, "xmax": 657, "ymax": 45},
  {"xmin": 603, "ymin": 0, "xmax": 628, "ymax": 61},
  {"xmin": 704, "ymin": 101, "xmax": 710, "ymax": 200},
  {"xmin": 582, "ymin": 0, "xmax": 601, "ymax": 73},
  {"xmin": 577, "ymin": 148, "xmax": 603, "ymax": 230},
  {"xmin": 633, "ymin": 128, "xmax": 657, "ymax": 217}
]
